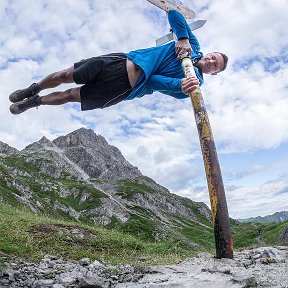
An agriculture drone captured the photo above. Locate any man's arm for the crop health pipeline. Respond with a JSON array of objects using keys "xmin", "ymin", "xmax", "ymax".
[
  {"xmin": 146, "ymin": 74, "xmax": 200, "ymax": 99},
  {"xmin": 168, "ymin": 10, "xmax": 201, "ymax": 58}
]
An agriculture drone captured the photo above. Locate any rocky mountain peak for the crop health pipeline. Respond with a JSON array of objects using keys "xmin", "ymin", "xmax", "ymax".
[
  {"xmin": 51, "ymin": 128, "xmax": 142, "ymax": 180},
  {"xmin": 0, "ymin": 141, "xmax": 18, "ymax": 155},
  {"xmin": 52, "ymin": 128, "xmax": 104, "ymax": 149},
  {"xmin": 18, "ymin": 128, "xmax": 142, "ymax": 181},
  {"xmin": 38, "ymin": 136, "xmax": 52, "ymax": 145},
  {"xmin": 23, "ymin": 136, "xmax": 54, "ymax": 152}
]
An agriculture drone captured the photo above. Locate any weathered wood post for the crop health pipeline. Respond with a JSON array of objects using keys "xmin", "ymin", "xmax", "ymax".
[{"xmin": 181, "ymin": 56, "xmax": 233, "ymax": 259}]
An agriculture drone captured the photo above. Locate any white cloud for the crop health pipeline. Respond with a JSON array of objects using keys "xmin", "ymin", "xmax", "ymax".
[
  {"xmin": 176, "ymin": 177, "xmax": 288, "ymax": 219},
  {"xmin": 227, "ymin": 178, "xmax": 288, "ymax": 219}
]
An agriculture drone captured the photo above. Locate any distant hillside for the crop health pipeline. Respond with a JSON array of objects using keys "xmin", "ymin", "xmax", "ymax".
[{"xmin": 239, "ymin": 211, "xmax": 288, "ymax": 223}]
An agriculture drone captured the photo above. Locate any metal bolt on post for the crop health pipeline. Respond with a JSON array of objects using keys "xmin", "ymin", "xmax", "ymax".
[{"xmin": 181, "ymin": 55, "xmax": 233, "ymax": 259}]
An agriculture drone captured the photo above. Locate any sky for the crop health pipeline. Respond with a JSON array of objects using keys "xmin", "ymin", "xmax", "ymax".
[{"xmin": 0, "ymin": 0, "xmax": 287, "ymax": 219}]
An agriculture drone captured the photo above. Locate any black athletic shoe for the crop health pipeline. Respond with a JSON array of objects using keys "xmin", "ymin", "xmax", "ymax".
[
  {"xmin": 10, "ymin": 95, "xmax": 41, "ymax": 115},
  {"xmin": 9, "ymin": 83, "xmax": 40, "ymax": 103}
]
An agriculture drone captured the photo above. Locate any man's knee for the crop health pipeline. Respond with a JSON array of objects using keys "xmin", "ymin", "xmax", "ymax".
[
  {"xmin": 66, "ymin": 88, "xmax": 80, "ymax": 102},
  {"xmin": 57, "ymin": 67, "xmax": 74, "ymax": 83}
]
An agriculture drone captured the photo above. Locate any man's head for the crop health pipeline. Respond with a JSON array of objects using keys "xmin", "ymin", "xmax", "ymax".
[{"xmin": 196, "ymin": 52, "xmax": 228, "ymax": 75}]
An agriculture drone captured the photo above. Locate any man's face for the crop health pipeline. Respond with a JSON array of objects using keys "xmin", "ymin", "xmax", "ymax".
[{"xmin": 199, "ymin": 53, "xmax": 224, "ymax": 75}]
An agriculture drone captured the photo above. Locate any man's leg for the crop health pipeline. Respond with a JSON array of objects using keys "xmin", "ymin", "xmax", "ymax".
[
  {"xmin": 9, "ymin": 66, "xmax": 75, "ymax": 103},
  {"xmin": 10, "ymin": 87, "xmax": 81, "ymax": 115},
  {"xmin": 37, "ymin": 66, "xmax": 75, "ymax": 90},
  {"xmin": 41, "ymin": 88, "xmax": 80, "ymax": 105}
]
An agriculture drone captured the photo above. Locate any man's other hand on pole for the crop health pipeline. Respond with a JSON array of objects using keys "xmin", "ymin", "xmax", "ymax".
[{"xmin": 181, "ymin": 75, "xmax": 199, "ymax": 95}]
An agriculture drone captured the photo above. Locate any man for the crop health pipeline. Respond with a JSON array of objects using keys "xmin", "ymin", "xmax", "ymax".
[{"xmin": 9, "ymin": 10, "xmax": 228, "ymax": 115}]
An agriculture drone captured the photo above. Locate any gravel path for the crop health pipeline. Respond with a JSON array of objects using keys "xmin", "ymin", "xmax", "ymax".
[{"xmin": 0, "ymin": 246, "xmax": 287, "ymax": 287}]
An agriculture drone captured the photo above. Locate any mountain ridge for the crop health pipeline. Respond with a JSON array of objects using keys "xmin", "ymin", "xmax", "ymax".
[
  {"xmin": 239, "ymin": 210, "xmax": 288, "ymax": 223},
  {"xmin": 1, "ymin": 129, "xmax": 286, "ymax": 225}
]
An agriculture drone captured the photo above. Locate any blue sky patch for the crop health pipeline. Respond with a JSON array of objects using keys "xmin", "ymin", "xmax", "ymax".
[{"xmin": 233, "ymin": 48, "xmax": 288, "ymax": 73}]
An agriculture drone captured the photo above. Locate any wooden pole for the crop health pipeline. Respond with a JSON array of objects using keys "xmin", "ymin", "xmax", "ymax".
[{"xmin": 181, "ymin": 56, "xmax": 233, "ymax": 259}]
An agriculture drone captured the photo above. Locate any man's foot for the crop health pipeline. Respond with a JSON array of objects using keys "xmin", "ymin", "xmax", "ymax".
[
  {"xmin": 9, "ymin": 83, "xmax": 40, "ymax": 103},
  {"xmin": 10, "ymin": 95, "xmax": 41, "ymax": 115}
]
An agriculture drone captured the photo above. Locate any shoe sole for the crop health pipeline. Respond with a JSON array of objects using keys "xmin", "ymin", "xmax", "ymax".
[
  {"xmin": 9, "ymin": 90, "xmax": 28, "ymax": 103},
  {"xmin": 10, "ymin": 103, "xmax": 23, "ymax": 115},
  {"xmin": 9, "ymin": 84, "xmax": 39, "ymax": 103},
  {"xmin": 9, "ymin": 95, "xmax": 40, "ymax": 115}
]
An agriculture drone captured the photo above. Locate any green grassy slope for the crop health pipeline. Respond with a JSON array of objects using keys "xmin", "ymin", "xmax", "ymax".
[
  {"xmin": 0, "ymin": 202, "xmax": 199, "ymax": 265},
  {"xmin": 0, "ymin": 202, "xmax": 286, "ymax": 265}
]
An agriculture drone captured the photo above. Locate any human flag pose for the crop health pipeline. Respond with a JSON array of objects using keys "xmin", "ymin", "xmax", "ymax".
[{"xmin": 9, "ymin": 10, "xmax": 228, "ymax": 115}]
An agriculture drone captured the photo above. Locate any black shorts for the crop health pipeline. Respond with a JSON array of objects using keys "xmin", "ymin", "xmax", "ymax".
[{"xmin": 73, "ymin": 53, "xmax": 132, "ymax": 110}]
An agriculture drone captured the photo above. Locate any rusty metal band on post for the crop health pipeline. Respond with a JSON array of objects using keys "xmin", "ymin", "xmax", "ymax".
[{"xmin": 181, "ymin": 57, "xmax": 233, "ymax": 259}]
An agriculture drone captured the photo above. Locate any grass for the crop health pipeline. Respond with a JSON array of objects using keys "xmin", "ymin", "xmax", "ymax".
[
  {"xmin": 117, "ymin": 214, "xmax": 158, "ymax": 241},
  {"xmin": 259, "ymin": 221, "xmax": 288, "ymax": 245},
  {"xmin": 0, "ymin": 182, "xmax": 20, "ymax": 207},
  {"xmin": 179, "ymin": 198, "xmax": 211, "ymax": 226},
  {"xmin": 0, "ymin": 158, "xmax": 108, "ymax": 217},
  {"xmin": 0, "ymin": 202, "xmax": 199, "ymax": 265},
  {"xmin": 181, "ymin": 223, "xmax": 215, "ymax": 251},
  {"xmin": 231, "ymin": 220, "xmax": 288, "ymax": 248},
  {"xmin": 1, "ymin": 156, "xmax": 39, "ymax": 174},
  {"xmin": 116, "ymin": 180, "xmax": 158, "ymax": 199},
  {"xmin": 41, "ymin": 179, "xmax": 107, "ymax": 211},
  {"xmin": 0, "ymin": 201, "xmax": 286, "ymax": 266}
]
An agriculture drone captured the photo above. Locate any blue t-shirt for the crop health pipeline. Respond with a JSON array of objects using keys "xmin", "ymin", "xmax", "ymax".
[{"xmin": 125, "ymin": 10, "xmax": 203, "ymax": 100}]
